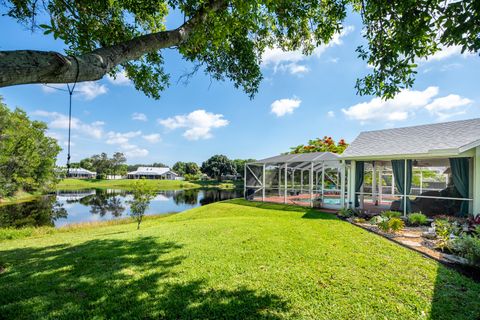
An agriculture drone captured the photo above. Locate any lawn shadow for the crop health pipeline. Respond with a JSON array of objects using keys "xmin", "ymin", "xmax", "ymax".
[
  {"xmin": 429, "ymin": 263, "xmax": 480, "ymax": 320},
  {"xmin": 153, "ymin": 280, "xmax": 288, "ymax": 319},
  {"xmin": 301, "ymin": 210, "xmax": 338, "ymax": 220},
  {"xmin": 0, "ymin": 236, "xmax": 289, "ymax": 319},
  {"xmin": 226, "ymin": 199, "xmax": 338, "ymax": 220},
  {"xmin": 226, "ymin": 199, "xmax": 310, "ymax": 212}
]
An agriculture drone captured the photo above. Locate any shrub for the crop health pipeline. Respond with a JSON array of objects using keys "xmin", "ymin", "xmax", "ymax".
[
  {"xmin": 408, "ymin": 212, "xmax": 428, "ymax": 226},
  {"xmin": 353, "ymin": 217, "xmax": 366, "ymax": 223},
  {"xmin": 451, "ymin": 235, "xmax": 480, "ymax": 267},
  {"xmin": 370, "ymin": 215, "xmax": 387, "ymax": 225},
  {"xmin": 184, "ymin": 173, "xmax": 202, "ymax": 181},
  {"xmin": 388, "ymin": 218, "xmax": 405, "ymax": 233},
  {"xmin": 434, "ymin": 219, "xmax": 463, "ymax": 251},
  {"xmin": 382, "ymin": 210, "xmax": 401, "ymax": 219},
  {"xmin": 377, "ymin": 220, "xmax": 390, "ymax": 232},
  {"xmin": 337, "ymin": 208, "xmax": 354, "ymax": 218},
  {"xmin": 475, "ymin": 225, "xmax": 480, "ymax": 236}
]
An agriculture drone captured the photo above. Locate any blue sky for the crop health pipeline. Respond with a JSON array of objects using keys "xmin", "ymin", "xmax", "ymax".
[{"xmin": 1, "ymin": 11, "xmax": 479, "ymax": 166}]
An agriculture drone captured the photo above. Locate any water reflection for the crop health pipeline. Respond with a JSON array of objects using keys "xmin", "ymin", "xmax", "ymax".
[
  {"xmin": 0, "ymin": 188, "xmax": 241, "ymax": 228},
  {"xmin": 0, "ymin": 196, "xmax": 67, "ymax": 228}
]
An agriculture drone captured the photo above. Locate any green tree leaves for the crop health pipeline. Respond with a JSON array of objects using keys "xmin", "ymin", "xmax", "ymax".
[
  {"xmin": 201, "ymin": 155, "xmax": 236, "ymax": 180},
  {"xmin": 2, "ymin": 0, "xmax": 479, "ymax": 99},
  {"xmin": 0, "ymin": 97, "xmax": 61, "ymax": 197},
  {"xmin": 127, "ymin": 179, "xmax": 157, "ymax": 229},
  {"xmin": 290, "ymin": 136, "xmax": 348, "ymax": 154}
]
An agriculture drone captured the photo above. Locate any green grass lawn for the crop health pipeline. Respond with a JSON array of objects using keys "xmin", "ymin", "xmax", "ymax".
[
  {"xmin": 56, "ymin": 178, "xmax": 239, "ymax": 190},
  {"xmin": 1, "ymin": 200, "xmax": 479, "ymax": 319}
]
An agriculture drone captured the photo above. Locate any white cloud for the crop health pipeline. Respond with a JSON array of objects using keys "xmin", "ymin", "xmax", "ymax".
[
  {"xmin": 142, "ymin": 133, "xmax": 161, "ymax": 143},
  {"xmin": 327, "ymin": 111, "xmax": 335, "ymax": 118},
  {"xmin": 270, "ymin": 98, "xmax": 302, "ymax": 117},
  {"xmin": 429, "ymin": 46, "xmax": 462, "ymax": 61},
  {"xmin": 261, "ymin": 25, "xmax": 354, "ymax": 75},
  {"xmin": 421, "ymin": 45, "xmax": 474, "ymax": 63},
  {"xmin": 76, "ymin": 82, "xmax": 108, "ymax": 100},
  {"xmin": 283, "ymin": 63, "xmax": 310, "ymax": 75},
  {"xmin": 45, "ymin": 131, "xmax": 71, "ymax": 147},
  {"xmin": 262, "ymin": 48, "xmax": 305, "ymax": 69},
  {"xmin": 106, "ymin": 71, "xmax": 131, "ymax": 86},
  {"xmin": 40, "ymin": 85, "xmax": 59, "ymax": 94},
  {"xmin": 158, "ymin": 109, "xmax": 229, "ymax": 140},
  {"xmin": 425, "ymin": 94, "xmax": 472, "ymax": 120},
  {"xmin": 40, "ymin": 81, "xmax": 107, "ymax": 100},
  {"xmin": 63, "ymin": 141, "xmax": 76, "ymax": 147},
  {"xmin": 105, "ymin": 131, "xmax": 148, "ymax": 158},
  {"xmin": 132, "ymin": 112, "xmax": 147, "ymax": 121},
  {"xmin": 123, "ymin": 145, "xmax": 149, "ymax": 158},
  {"xmin": 106, "ymin": 131, "xmax": 142, "ymax": 145},
  {"xmin": 33, "ymin": 110, "xmax": 105, "ymax": 139},
  {"xmin": 342, "ymin": 86, "xmax": 473, "ymax": 122}
]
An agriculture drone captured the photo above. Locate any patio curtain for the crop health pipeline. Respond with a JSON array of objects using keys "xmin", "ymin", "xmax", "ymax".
[
  {"xmin": 354, "ymin": 161, "xmax": 364, "ymax": 207},
  {"xmin": 449, "ymin": 158, "xmax": 469, "ymax": 216},
  {"xmin": 391, "ymin": 159, "xmax": 412, "ymax": 213}
]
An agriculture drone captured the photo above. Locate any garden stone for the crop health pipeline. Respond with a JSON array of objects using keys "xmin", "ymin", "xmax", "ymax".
[{"xmin": 422, "ymin": 232, "xmax": 436, "ymax": 240}]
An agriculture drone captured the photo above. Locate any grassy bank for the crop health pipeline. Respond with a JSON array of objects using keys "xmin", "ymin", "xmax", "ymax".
[
  {"xmin": 56, "ymin": 178, "xmax": 241, "ymax": 190},
  {"xmin": 0, "ymin": 190, "xmax": 41, "ymax": 206},
  {"xmin": 1, "ymin": 200, "xmax": 479, "ymax": 319}
]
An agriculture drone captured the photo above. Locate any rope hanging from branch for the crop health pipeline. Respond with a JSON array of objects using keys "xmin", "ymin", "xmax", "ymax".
[{"xmin": 65, "ymin": 57, "xmax": 80, "ymax": 175}]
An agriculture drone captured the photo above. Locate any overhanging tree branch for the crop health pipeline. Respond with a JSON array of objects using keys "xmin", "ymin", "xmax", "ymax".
[{"xmin": 0, "ymin": 0, "xmax": 227, "ymax": 87}]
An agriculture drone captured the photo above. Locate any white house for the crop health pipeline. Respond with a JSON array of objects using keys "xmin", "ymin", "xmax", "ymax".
[
  {"xmin": 245, "ymin": 118, "xmax": 480, "ymax": 217},
  {"xmin": 342, "ymin": 118, "xmax": 480, "ymax": 217},
  {"xmin": 66, "ymin": 167, "xmax": 96, "ymax": 179},
  {"xmin": 127, "ymin": 167, "xmax": 179, "ymax": 180}
]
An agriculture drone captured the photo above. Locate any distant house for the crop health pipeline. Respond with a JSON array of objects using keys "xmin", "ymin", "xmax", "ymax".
[
  {"xmin": 67, "ymin": 168, "xmax": 96, "ymax": 179},
  {"xmin": 127, "ymin": 167, "xmax": 180, "ymax": 180}
]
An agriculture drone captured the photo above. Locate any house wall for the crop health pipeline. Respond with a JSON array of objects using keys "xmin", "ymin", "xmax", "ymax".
[
  {"xmin": 347, "ymin": 155, "xmax": 478, "ymax": 216},
  {"xmin": 127, "ymin": 173, "xmax": 177, "ymax": 180}
]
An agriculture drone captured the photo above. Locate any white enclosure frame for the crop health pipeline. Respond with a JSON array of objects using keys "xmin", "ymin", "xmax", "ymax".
[{"xmin": 245, "ymin": 152, "xmax": 346, "ymax": 209}]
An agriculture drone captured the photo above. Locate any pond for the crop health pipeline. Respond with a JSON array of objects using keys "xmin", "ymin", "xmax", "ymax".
[{"xmin": 0, "ymin": 188, "xmax": 242, "ymax": 228}]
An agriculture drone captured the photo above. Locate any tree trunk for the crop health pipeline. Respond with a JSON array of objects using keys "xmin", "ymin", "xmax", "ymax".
[{"xmin": 0, "ymin": 0, "xmax": 226, "ymax": 88}]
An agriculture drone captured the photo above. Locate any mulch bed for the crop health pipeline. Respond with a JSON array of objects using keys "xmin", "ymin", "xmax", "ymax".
[{"xmin": 347, "ymin": 219, "xmax": 480, "ymax": 283}]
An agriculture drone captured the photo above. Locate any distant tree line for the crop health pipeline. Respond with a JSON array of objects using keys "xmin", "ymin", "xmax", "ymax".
[
  {"xmin": 70, "ymin": 152, "xmax": 127, "ymax": 178},
  {"xmin": 0, "ymin": 98, "xmax": 61, "ymax": 198},
  {"xmin": 197, "ymin": 156, "xmax": 256, "ymax": 181},
  {"xmin": 172, "ymin": 162, "xmax": 201, "ymax": 180},
  {"xmin": 70, "ymin": 152, "xmax": 255, "ymax": 181}
]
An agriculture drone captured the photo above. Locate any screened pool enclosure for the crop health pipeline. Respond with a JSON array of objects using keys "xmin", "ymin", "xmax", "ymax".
[{"xmin": 244, "ymin": 152, "xmax": 347, "ymax": 209}]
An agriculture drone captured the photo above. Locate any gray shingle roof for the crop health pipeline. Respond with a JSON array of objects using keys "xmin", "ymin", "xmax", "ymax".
[
  {"xmin": 342, "ymin": 118, "xmax": 480, "ymax": 159},
  {"xmin": 127, "ymin": 167, "xmax": 177, "ymax": 176},
  {"xmin": 68, "ymin": 168, "xmax": 95, "ymax": 175}
]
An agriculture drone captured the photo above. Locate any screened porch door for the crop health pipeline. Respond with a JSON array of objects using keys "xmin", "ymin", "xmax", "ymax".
[{"xmin": 314, "ymin": 164, "xmax": 344, "ymax": 210}]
